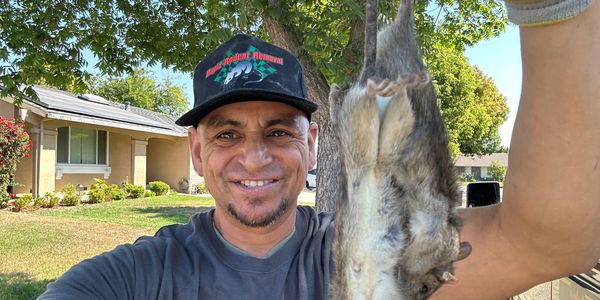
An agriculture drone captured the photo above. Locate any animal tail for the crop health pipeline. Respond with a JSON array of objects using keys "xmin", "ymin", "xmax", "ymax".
[{"xmin": 358, "ymin": 0, "xmax": 379, "ymax": 85}]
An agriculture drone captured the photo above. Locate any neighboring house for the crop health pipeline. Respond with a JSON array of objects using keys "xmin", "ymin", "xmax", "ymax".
[
  {"xmin": 454, "ymin": 153, "xmax": 508, "ymax": 181},
  {"xmin": 1, "ymin": 85, "xmax": 202, "ymax": 197}
]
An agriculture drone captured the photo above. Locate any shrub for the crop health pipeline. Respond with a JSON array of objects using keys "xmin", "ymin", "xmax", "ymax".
[
  {"xmin": 33, "ymin": 196, "xmax": 45, "ymax": 208},
  {"xmin": 42, "ymin": 192, "xmax": 60, "ymax": 208},
  {"xmin": 488, "ymin": 161, "xmax": 507, "ymax": 182},
  {"xmin": 88, "ymin": 189, "xmax": 106, "ymax": 204},
  {"xmin": 0, "ymin": 116, "xmax": 31, "ymax": 206},
  {"xmin": 122, "ymin": 182, "xmax": 145, "ymax": 199},
  {"xmin": 62, "ymin": 184, "xmax": 81, "ymax": 206},
  {"xmin": 12, "ymin": 195, "xmax": 32, "ymax": 212},
  {"xmin": 194, "ymin": 181, "xmax": 208, "ymax": 194},
  {"xmin": 149, "ymin": 181, "xmax": 170, "ymax": 196},
  {"xmin": 144, "ymin": 190, "xmax": 156, "ymax": 198},
  {"xmin": 108, "ymin": 184, "xmax": 127, "ymax": 200},
  {"xmin": 169, "ymin": 189, "xmax": 178, "ymax": 196}
]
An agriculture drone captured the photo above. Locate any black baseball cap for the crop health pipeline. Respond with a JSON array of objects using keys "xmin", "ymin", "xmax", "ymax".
[{"xmin": 175, "ymin": 34, "xmax": 318, "ymax": 127}]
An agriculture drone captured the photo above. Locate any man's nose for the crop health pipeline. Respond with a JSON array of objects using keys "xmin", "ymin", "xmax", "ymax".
[{"xmin": 239, "ymin": 136, "xmax": 272, "ymax": 171}]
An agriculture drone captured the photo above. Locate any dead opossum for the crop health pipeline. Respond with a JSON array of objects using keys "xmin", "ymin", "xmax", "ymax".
[{"xmin": 329, "ymin": 0, "xmax": 471, "ymax": 299}]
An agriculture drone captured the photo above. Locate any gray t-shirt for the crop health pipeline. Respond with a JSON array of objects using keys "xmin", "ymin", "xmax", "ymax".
[{"xmin": 38, "ymin": 206, "xmax": 334, "ymax": 300}]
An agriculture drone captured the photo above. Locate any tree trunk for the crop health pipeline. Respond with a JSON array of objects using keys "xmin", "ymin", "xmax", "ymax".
[{"xmin": 263, "ymin": 7, "xmax": 343, "ymax": 212}]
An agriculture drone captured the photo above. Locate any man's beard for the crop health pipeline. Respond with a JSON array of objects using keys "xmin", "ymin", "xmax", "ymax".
[{"xmin": 226, "ymin": 197, "xmax": 291, "ymax": 228}]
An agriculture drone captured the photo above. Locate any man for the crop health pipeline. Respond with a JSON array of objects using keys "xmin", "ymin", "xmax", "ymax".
[{"xmin": 40, "ymin": 1, "xmax": 600, "ymax": 299}]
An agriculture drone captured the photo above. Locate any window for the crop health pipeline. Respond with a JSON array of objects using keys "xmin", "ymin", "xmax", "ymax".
[
  {"xmin": 472, "ymin": 167, "xmax": 482, "ymax": 180},
  {"xmin": 57, "ymin": 127, "xmax": 108, "ymax": 165},
  {"xmin": 456, "ymin": 166, "xmax": 465, "ymax": 174}
]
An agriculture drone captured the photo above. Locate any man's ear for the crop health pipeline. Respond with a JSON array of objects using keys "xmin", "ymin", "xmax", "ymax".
[
  {"xmin": 188, "ymin": 127, "xmax": 203, "ymax": 176},
  {"xmin": 307, "ymin": 122, "xmax": 318, "ymax": 169}
]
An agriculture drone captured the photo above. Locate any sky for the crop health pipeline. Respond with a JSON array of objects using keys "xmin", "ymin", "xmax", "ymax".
[{"xmin": 91, "ymin": 24, "xmax": 524, "ymax": 148}]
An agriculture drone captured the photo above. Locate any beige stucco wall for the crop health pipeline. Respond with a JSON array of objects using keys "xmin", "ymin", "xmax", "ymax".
[
  {"xmin": 55, "ymin": 174, "xmax": 99, "ymax": 192},
  {"xmin": 147, "ymin": 137, "xmax": 191, "ymax": 192},
  {"xmin": 108, "ymin": 132, "xmax": 132, "ymax": 185},
  {"xmin": 0, "ymin": 100, "xmax": 15, "ymax": 117}
]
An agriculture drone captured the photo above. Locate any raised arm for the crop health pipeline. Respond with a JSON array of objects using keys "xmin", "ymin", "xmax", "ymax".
[{"xmin": 434, "ymin": 1, "xmax": 600, "ymax": 299}]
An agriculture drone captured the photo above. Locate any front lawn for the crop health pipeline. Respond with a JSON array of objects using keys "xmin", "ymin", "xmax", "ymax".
[{"xmin": 0, "ymin": 194, "xmax": 214, "ymax": 300}]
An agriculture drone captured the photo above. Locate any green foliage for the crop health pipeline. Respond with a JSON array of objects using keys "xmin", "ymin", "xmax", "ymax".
[
  {"xmin": 487, "ymin": 160, "xmax": 507, "ymax": 182},
  {"xmin": 122, "ymin": 182, "xmax": 145, "ymax": 199},
  {"xmin": 89, "ymin": 69, "xmax": 189, "ymax": 117},
  {"xmin": 88, "ymin": 189, "xmax": 105, "ymax": 204},
  {"xmin": 12, "ymin": 195, "xmax": 32, "ymax": 212},
  {"xmin": 0, "ymin": 116, "xmax": 31, "ymax": 205},
  {"xmin": 149, "ymin": 181, "xmax": 170, "ymax": 196},
  {"xmin": 61, "ymin": 185, "xmax": 81, "ymax": 206},
  {"xmin": 424, "ymin": 44, "xmax": 509, "ymax": 156},
  {"xmin": 88, "ymin": 179, "xmax": 109, "ymax": 203},
  {"xmin": 194, "ymin": 181, "xmax": 208, "ymax": 194},
  {"xmin": 108, "ymin": 184, "xmax": 127, "ymax": 201},
  {"xmin": 41, "ymin": 192, "xmax": 60, "ymax": 208},
  {"xmin": 144, "ymin": 190, "xmax": 157, "ymax": 198},
  {"xmin": 33, "ymin": 196, "xmax": 45, "ymax": 209}
]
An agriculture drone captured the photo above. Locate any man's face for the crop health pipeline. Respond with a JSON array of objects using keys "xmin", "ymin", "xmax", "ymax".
[{"xmin": 188, "ymin": 101, "xmax": 317, "ymax": 228}]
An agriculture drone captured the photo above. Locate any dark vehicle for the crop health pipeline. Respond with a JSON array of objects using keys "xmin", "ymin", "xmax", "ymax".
[{"xmin": 466, "ymin": 181, "xmax": 501, "ymax": 207}]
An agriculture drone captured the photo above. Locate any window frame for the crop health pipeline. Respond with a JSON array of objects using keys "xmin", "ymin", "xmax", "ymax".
[
  {"xmin": 56, "ymin": 126, "xmax": 110, "ymax": 166},
  {"xmin": 55, "ymin": 126, "xmax": 111, "ymax": 180}
]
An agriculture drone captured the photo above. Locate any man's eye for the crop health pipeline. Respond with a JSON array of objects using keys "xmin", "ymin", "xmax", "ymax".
[
  {"xmin": 270, "ymin": 130, "xmax": 289, "ymax": 137},
  {"xmin": 217, "ymin": 132, "xmax": 238, "ymax": 140}
]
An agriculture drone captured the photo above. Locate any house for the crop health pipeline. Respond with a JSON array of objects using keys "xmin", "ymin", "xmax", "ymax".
[
  {"xmin": 454, "ymin": 153, "xmax": 508, "ymax": 181},
  {"xmin": 1, "ymin": 85, "xmax": 202, "ymax": 197}
]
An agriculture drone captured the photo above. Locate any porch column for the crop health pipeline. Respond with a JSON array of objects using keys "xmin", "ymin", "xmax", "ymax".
[
  {"xmin": 131, "ymin": 138, "xmax": 148, "ymax": 187},
  {"xmin": 30, "ymin": 127, "xmax": 41, "ymax": 197},
  {"xmin": 39, "ymin": 129, "xmax": 57, "ymax": 195}
]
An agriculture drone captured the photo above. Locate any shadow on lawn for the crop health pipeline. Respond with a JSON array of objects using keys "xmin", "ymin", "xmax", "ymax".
[
  {"xmin": 132, "ymin": 206, "xmax": 214, "ymax": 223},
  {"xmin": 0, "ymin": 272, "xmax": 54, "ymax": 300}
]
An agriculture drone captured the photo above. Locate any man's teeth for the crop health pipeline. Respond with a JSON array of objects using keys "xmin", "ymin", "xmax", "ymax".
[{"xmin": 241, "ymin": 180, "xmax": 273, "ymax": 187}]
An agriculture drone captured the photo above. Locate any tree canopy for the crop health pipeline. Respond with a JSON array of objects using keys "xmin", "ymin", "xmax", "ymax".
[
  {"xmin": 89, "ymin": 69, "xmax": 189, "ymax": 117},
  {"xmin": 0, "ymin": 0, "xmax": 510, "ymax": 209}
]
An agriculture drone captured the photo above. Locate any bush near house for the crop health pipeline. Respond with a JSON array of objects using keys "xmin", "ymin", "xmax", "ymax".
[
  {"xmin": 487, "ymin": 160, "xmax": 507, "ymax": 182},
  {"xmin": 12, "ymin": 195, "xmax": 32, "ymax": 212},
  {"xmin": 61, "ymin": 185, "xmax": 81, "ymax": 206},
  {"xmin": 144, "ymin": 190, "xmax": 157, "ymax": 198},
  {"xmin": 0, "ymin": 116, "xmax": 31, "ymax": 208},
  {"xmin": 42, "ymin": 192, "xmax": 60, "ymax": 208},
  {"xmin": 149, "ymin": 181, "xmax": 170, "ymax": 196},
  {"xmin": 108, "ymin": 184, "xmax": 127, "ymax": 200},
  {"xmin": 122, "ymin": 182, "xmax": 145, "ymax": 199},
  {"xmin": 194, "ymin": 181, "xmax": 208, "ymax": 194}
]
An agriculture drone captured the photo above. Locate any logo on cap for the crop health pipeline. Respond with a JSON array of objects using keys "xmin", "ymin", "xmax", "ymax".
[{"xmin": 205, "ymin": 45, "xmax": 284, "ymax": 86}]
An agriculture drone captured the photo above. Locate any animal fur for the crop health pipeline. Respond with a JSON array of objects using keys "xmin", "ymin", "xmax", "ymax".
[{"xmin": 329, "ymin": 0, "xmax": 471, "ymax": 299}]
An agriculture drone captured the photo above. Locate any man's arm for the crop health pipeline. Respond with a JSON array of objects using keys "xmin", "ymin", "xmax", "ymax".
[{"xmin": 434, "ymin": 1, "xmax": 600, "ymax": 299}]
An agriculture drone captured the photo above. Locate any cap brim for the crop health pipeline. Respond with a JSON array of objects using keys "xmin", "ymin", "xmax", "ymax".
[{"xmin": 175, "ymin": 89, "xmax": 318, "ymax": 127}]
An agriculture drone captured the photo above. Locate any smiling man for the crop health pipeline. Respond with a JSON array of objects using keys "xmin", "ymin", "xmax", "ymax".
[{"xmin": 38, "ymin": 1, "xmax": 600, "ymax": 299}]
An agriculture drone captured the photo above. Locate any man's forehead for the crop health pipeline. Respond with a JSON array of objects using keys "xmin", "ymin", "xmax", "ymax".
[{"xmin": 199, "ymin": 101, "xmax": 308, "ymax": 128}]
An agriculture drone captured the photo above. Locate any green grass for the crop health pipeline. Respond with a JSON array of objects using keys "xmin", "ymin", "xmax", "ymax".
[
  {"xmin": 33, "ymin": 194, "xmax": 215, "ymax": 230},
  {"xmin": 0, "ymin": 194, "xmax": 214, "ymax": 300}
]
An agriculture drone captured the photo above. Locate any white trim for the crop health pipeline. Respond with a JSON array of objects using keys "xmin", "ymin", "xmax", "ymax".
[{"xmin": 56, "ymin": 164, "xmax": 111, "ymax": 180}]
